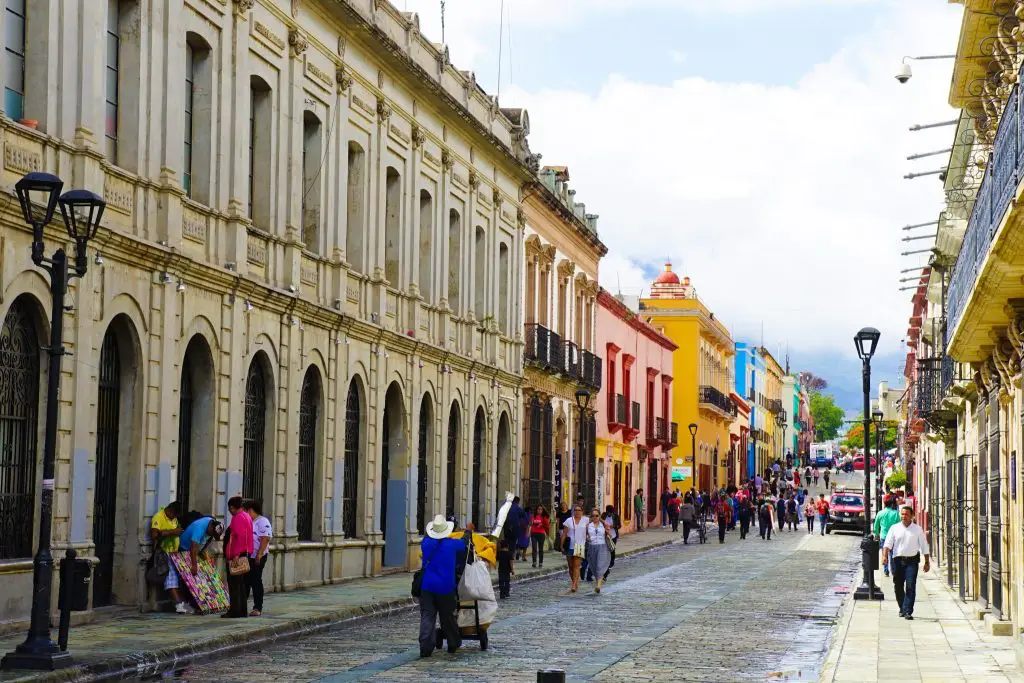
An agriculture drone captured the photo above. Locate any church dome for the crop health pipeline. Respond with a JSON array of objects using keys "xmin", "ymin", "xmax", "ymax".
[{"xmin": 653, "ymin": 262, "xmax": 680, "ymax": 285}]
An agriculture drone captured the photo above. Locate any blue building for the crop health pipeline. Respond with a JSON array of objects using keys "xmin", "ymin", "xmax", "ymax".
[{"xmin": 734, "ymin": 342, "xmax": 767, "ymax": 477}]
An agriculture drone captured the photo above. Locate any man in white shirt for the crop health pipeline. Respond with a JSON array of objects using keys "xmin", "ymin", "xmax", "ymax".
[{"xmin": 881, "ymin": 505, "xmax": 931, "ymax": 619}]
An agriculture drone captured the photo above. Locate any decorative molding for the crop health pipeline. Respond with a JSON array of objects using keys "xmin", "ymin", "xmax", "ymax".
[
  {"xmin": 476, "ymin": 189, "xmax": 492, "ymax": 208},
  {"xmin": 102, "ymin": 174, "xmax": 134, "ymax": 215},
  {"xmin": 336, "ymin": 67, "xmax": 353, "ymax": 93},
  {"xmin": 557, "ymin": 259, "xmax": 576, "ymax": 279},
  {"xmin": 183, "ymin": 207, "xmax": 208, "ymax": 244},
  {"xmin": 346, "ymin": 283, "xmax": 359, "ymax": 302},
  {"xmin": 388, "ymin": 123, "xmax": 410, "ymax": 145},
  {"xmin": 232, "ymin": 0, "xmax": 255, "ymax": 14},
  {"xmin": 352, "ymin": 95, "xmax": 376, "ymax": 118},
  {"xmin": 247, "ymin": 233, "xmax": 268, "ymax": 265},
  {"xmin": 468, "ymin": 171, "xmax": 480, "ymax": 190},
  {"xmin": 411, "ymin": 125, "xmax": 425, "ymax": 148},
  {"xmin": 305, "ymin": 60, "xmax": 334, "ymax": 88},
  {"xmin": 452, "ymin": 173, "xmax": 467, "ymax": 189},
  {"xmin": 253, "ymin": 21, "xmax": 286, "ymax": 53},
  {"xmin": 337, "ymin": 35, "xmax": 347, "ymax": 59},
  {"xmin": 441, "ymin": 148, "xmax": 453, "ymax": 172},
  {"xmin": 516, "ymin": 208, "xmax": 527, "ymax": 230},
  {"xmin": 376, "ymin": 98, "xmax": 393, "ymax": 123},
  {"xmin": 288, "ymin": 28, "xmax": 309, "ymax": 57},
  {"xmin": 501, "ymin": 209, "xmax": 514, "ymax": 224},
  {"xmin": 492, "ymin": 188, "xmax": 502, "ymax": 208},
  {"xmin": 4, "ymin": 141, "xmax": 41, "ymax": 174},
  {"xmin": 300, "ymin": 257, "xmax": 319, "ymax": 286},
  {"xmin": 422, "ymin": 148, "xmax": 440, "ymax": 169}
]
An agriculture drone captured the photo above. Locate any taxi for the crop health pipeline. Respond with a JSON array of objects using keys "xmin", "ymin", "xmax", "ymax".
[{"xmin": 825, "ymin": 488, "xmax": 867, "ymax": 534}]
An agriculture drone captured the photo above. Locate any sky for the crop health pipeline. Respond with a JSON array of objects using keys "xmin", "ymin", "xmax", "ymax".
[{"xmin": 399, "ymin": 0, "xmax": 962, "ymax": 408}]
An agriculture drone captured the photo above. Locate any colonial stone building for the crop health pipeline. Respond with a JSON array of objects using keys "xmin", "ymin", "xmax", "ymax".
[
  {"xmin": 0, "ymin": 0, "xmax": 534, "ymax": 624},
  {"xmin": 520, "ymin": 166, "xmax": 604, "ymax": 517}
]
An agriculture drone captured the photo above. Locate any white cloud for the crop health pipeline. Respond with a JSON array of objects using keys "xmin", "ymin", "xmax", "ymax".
[{"xmin": 401, "ymin": 0, "xmax": 961, "ymax": 357}]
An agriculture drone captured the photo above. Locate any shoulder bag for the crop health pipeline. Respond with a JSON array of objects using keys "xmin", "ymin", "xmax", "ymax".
[
  {"xmin": 572, "ymin": 520, "xmax": 586, "ymax": 558},
  {"xmin": 228, "ymin": 555, "xmax": 251, "ymax": 576},
  {"xmin": 146, "ymin": 548, "xmax": 170, "ymax": 584},
  {"xmin": 411, "ymin": 543, "xmax": 442, "ymax": 597}
]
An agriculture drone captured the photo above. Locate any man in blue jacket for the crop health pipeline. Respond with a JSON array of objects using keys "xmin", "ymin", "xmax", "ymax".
[{"xmin": 419, "ymin": 514, "xmax": 462, "ymax": 658}]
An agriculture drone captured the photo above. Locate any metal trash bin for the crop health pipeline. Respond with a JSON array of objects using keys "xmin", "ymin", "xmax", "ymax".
[{"xmin": 58, "ymin": 550, "xmax": 91, "ymax": 612}]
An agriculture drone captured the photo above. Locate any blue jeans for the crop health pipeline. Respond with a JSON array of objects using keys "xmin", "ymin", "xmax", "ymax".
[
  {"xmin": 818, "ymin": 514, "xmax": 828, "ymax": 535},
  {"xmin": 892, "ymin": 556, "xmax": 920, "ymax": 615}
]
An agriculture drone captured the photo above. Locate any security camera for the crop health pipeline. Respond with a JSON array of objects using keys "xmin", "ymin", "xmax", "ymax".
[{"xmin": 895, "ymin": 62, "xmax": 912, "ymax": 84}]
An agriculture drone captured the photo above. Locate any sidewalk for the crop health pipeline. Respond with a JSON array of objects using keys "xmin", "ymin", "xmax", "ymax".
[
  {"xmin": 0, "ymin": 528, "xmax": 681, "ymax": 683},
  {"xmin": 823, "ymin": 567, "xmax": 1024, "ymax": 682}
]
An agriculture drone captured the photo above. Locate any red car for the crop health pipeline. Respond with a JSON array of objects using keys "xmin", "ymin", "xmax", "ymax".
[
  {"xmin": 825, "ymin": 491, "xmax": 867, "ymax": 533},
  {"xmin": 852, "ymin": 456, "xmax": 877, "ymax": 471}
]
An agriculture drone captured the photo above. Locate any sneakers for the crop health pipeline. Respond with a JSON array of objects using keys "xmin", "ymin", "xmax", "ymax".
[{"xmin": 175, "ymin": 602, "xmax": 194, "ymax": 614}]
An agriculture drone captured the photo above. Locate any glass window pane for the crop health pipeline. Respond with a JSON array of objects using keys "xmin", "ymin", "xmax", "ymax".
[
  {"xmin": 106, "ymin": 68, "xmax": 118, "ymax": 103},
  {"xmin": 5, "ymin": 13, "xmax": 24, "ymax": 56},
  {"xmin": 107, "ymin": 0, "xmax": 119, "ymax": 33},
  {"xmin": 183, "ymin": 173, "xmax": 191, "ymax": 196},
  {"xmin": 105, "ymin": 136, "xmax": 116, "ymax": 162},
  {"xmin": 105, "ymin": 102, "xmax": 117, "ymax": 137},
  {"xmin": 106, "ymin": 35, "xmax": 118, "ymax": 70},
  {"xmin": 183, "ymin": 143, "xmax": 191, "ymax": 170},
  {"xmin": 5, "ymin": 88, "xmax": 22, "ymax": 121},
  {"xmin": 5, "ymin": 0, "xmax": 25, "ymax": 16},
  {"xmin": 5, "ymin": 52, "xmax": 23, "ymax": 93}
]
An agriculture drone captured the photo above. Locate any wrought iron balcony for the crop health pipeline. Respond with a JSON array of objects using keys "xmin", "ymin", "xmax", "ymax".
[
  {"xmin": 699, "ymin": 385, "xmax": 733, "ymax": 417},
  {"xmin": 564, "ymin": 340, "xmax": 582, "ymax": 381},
  {"xmin": 767, "ymin": 398, "xmax": 784, "ymax": 415},
  {"xmin": 670, "ymin": 421, "xmax": 679, "ymax": 447},
  {"xmin": 611, "ymin": 393, "xmax": 626, "ymax": 426},
  {"xmin": 916, "ymin": 357, "xmax": 942, "ymax": 417},
  {"xmin": 580, "ymin": 350, "xmax": 602, "ymax": 391},
  {"xmin": 631, "ymin": 401, "xmax": 641, "ymax": 430},
  {"xmin": 655, "ymin": 416, "xmax": 666, "ymax": 443},
  {"xmin": 524, "ymin": 323, "xmax": 550, "ymax": 366},
  {"xmin": 946, "ymin": 83, "xmax": 1021, "ymax": 348},
  {"xmin": 549, "ymin": 330, "xmax": 564, "ymax": 374}
]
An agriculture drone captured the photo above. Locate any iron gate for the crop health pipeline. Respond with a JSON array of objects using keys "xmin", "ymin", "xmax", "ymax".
[
  {"xmin": 647, "ymin": 459, "xmax": 658, "ymax": 522},
  {"xmin": 342, "ymin": 382, "xmax": 360, "ymax": 539},
  {"xmin": 381, "ymin": 412, "xmax": 390, "ymax": 545},
  {"xmin": 177, "ymin": 362, "xmax": 193, "ymax": 513},
  {"xmin": 446, "ymin": 405, "xmax": 458, "ymax": 518},
  {"xmin": 989, "ymin": 388, "xmax": 1002, "ymax": 618},
  {"xmin": 957, "ymin": 453, "xmax": 976, "ymax": 601},
  {"xmin": 297, "ymin": 370, "xmax": 318, "ymax": 542},
  {"xmin": 471, "ymin": 411, "xmax": 483, "ymax": 530},
  {"xmin": 243, "ymin": 362, "xmax": 267, "ymax": 501},
  {"xmin": 978, "ymin": 393, "xmax": 989, "ymax": 607},
  {"xmin": 945, "ymin": 460, "xmax": 955, "ymax": 589},
  {"xmin": 416, "ymin": 400, "xmax": 429, "ymax": 535},
  {"xmin": 92, "ymin": 329, "xmax": 121, "ymax": 607},
  {"xmin": 0, "ymin": 299, "xmax": 40, "ymax": 560}
]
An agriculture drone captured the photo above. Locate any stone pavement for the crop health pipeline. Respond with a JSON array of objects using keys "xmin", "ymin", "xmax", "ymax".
[
  {"xmin": 823, "ymin": 564, "xmax": 1024, "ymax": 682},
  {"xmin": 0, "ymin": 528, "xmax": 681, "ymax": 683}
]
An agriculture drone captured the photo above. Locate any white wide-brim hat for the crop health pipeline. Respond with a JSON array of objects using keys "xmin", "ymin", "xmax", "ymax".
[{"xmin": 426, "ymin": 514, "xmax": 454, "ymax": 539}]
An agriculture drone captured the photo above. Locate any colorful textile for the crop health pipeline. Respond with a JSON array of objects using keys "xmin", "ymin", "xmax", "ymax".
[{"xmin": 168, "ymin": 552, "xmax": 230, "ymax": 614}]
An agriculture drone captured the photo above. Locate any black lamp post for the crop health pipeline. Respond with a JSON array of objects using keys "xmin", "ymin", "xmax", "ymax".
[
  {"xmin": 775, "ymin": 412, "xmax": 786, "ymax": 466},
  {"xmin": 2, "ymin": 172, "xmax": 105, "ymax": 671},
  {"xmin": 853, "ymin": 326, "xmax": 883, "ymax": 601},
  {"xmin": 688, "ymin": 423, "xmax": 697, "ymax": 489},
  {"xmin": 872, "ymin": 410, "xmax": 884, "ymax": 513},
  {"xmin": 575, "ymin": 388, "xmax": 592, "ymax": 509}
]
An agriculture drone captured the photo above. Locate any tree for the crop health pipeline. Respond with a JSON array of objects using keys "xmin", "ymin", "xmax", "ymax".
[
  {"xmin": 809, "ymin": 391, "xmax": 844, "ymax": 441},
  {"xmin": 798, "ymin": 371, "xmax": 828, "ymax": 392},
  {"xmin": 842, "ymin": 420, "xmax": 897, "ymax": 451}
]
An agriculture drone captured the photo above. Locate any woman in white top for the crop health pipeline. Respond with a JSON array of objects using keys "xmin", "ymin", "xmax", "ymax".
[
  {"xmin": 244, "ymin": 499, "xmax": 273, "ymax": 616},
  {"xmin": 586, "ymin": 508, "xmax": 612, "ymax": 593},
  {"xmin": 559, "ymin": 505, "xmax": 587, "ymax": 593}
]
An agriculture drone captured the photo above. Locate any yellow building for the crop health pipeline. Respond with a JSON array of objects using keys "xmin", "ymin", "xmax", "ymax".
[{"xmin": 640, "ymin": 264, "xmax": 735, "ymax": 493}]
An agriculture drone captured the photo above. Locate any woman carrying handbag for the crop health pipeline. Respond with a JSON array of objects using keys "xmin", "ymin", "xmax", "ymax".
[
  {"xmin": 223, "ymin": 496, "xmax": 254, "ymax": 618},
  {"xmin": 559, "ymin": 505, "xmax": 587, "ymax": 593}
]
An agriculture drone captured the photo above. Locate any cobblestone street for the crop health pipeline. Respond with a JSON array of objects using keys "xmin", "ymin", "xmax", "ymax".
[{"xmin": 163, "ymin": 524, "xmax": 859, "ymax": 683}]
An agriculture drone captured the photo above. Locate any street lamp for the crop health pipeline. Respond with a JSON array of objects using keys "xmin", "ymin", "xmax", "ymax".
[
  {"xmin": 575, "ymin": 388, "xmax": 592, "ymax": 509},
  {"xmin": 775, "ymin": 412, "xmax": 786, "ymax": 465},
  {"xmin": 853, "ymin": 326, "xmax": 883, "ymax": 602},
  {"xmin": 1, "ymin": 173, "xmax": 105, "ymax": 671},
  {"xmin": 872, "ymin": 410, "xmax": 884, "ymax": 513},
  {"xmin": 688, "ymin": 423, "xmax": 697, "ymax": 489}
]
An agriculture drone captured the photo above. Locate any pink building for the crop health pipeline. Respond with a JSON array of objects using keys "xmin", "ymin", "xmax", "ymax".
[{"xmin": 595, "ymin": 289, "xmax": 676, "ymax": 534}]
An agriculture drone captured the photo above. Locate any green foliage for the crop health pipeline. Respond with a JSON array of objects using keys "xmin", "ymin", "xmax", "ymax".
[
  {"xmin": 809, "ymin": 391, "xmax": 844, "ymax": 441},
  {"xmin": 842, "ymin": 420, "xmax": 897, "ymax": 451},
  {"xmin": 886, "ymin": 468, "xmax": 907, "ymax": 490}
]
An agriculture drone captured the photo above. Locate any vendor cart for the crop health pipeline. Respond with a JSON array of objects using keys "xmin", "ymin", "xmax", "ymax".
[{"xmin": 437, "ymin": 600, "xmax": 489, "ymax": 651}]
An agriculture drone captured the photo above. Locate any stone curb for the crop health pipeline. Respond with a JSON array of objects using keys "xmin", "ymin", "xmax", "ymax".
[
  {"xmin": 817, "ymin": 572, "xmax": 860, "ymax": 683},
  {"xmin": 6, "ymin": 536, "xmax": 680, "ymax": 683}
]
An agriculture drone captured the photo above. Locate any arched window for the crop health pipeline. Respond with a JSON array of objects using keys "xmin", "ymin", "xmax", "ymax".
[
  {"xmin": 243, "ymin": 360, "xmax": 267, "ymax": 501},
  {"xmin": 446, "ymin": 403, "xmax": 459, "ymax": 517},
  {"xmin": 297, "ymin": 367, "xmax": 321, "ymax": 541},
  {"xmin": 473, "ymin": 226, "xmax": 486, "ymax": 319},
  {"xmin": 249, "ymin": 76, "xmax": 272, "ymax": 228},
  {"xmin": 416, "ymin": 395, "xmax": 432, "ymax": 535},
  {"xmin": 0, "ymin": 297, "xmax": 39, "ymax": 560},
  {"xmin": 384, "ymin": 167, "xmax": 402, "ymax": 285},
  {"xmin": 184, "ymin": 33, "xmax": 212, "ymax": 204},
  {"xmin": 346, "ymin": 142, "xmax": 366, "ymax": 273},
  {"xmin": 302, "ymin": 110, "xmax": 323, "ymax": 253},
  {"xmin": 471, "ymin": 409, "xmax": 484, "ymax": 529},
  {"xmin": 418, "ymin": 190, "xmax": 433, "ymax": 301},
  {"xmin": 447, "ymin": 209, "xmax": 461, "ymax": 311},
  {"xmin": 4, "ymin": 0, "xmax": 26, "ymax": 122},
  {"xmin": 343, "ymin": 379, "xmax": 361, "ymax": 538},
  {"xmin": 498, "ymin": 242, "xmax": 509, "ymax": 333}
]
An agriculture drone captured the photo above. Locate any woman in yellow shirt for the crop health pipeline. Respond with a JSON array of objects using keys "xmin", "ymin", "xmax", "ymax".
[{"xmin": 150, "ymin": 501, "xmax": 190, "ymax": 613}]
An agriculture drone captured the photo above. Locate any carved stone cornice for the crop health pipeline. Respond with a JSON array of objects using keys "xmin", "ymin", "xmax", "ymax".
[
  {"xmin": 336, "ymin": 67, "xmax": 353, "ymax": 93},
  {"xmin": 492, "ymin": 187, "xmax": 502, "ymax": 208},
  {"xmin": 288, "ymin": 29, "xmax": 308, "ymax": 57},
  {"xmin": 411, "ymin": 125, "xmax": 426, "ymax": 148},
  {"xmin": 516, "ymin": 208, "xmax": 526, "ymax": 231},
  {"xmin": 441, "ymin": 148, "xmax": 454, "ymax": 173},
  {"xmin": 376, "ymin": 98, "xmax": 393, "ymax": 123},
  {"xmin": 557, "ymin": 258, "xmax": 576, "ymax": 280},
  {"xmin": 524, "ymin": 234, "xmax": 544, "ymax": 258},
  {"xmin": 233, "ymin": 0, "xmax": 255, "ymax": 14},
  {"xmin": 468, "ymin": 171, "xmax": 480, "ymax": 190}
]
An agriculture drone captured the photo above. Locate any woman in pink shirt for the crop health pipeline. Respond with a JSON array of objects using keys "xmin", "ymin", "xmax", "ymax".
[{"xmin": 223, "ymin": 496, "xmax": 254, "ymax": 618}]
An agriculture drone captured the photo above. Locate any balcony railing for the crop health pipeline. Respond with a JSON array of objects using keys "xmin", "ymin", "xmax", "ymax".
[
  {"xmin": 549, "ymin": 330, "xmax": 564, "ymax": 374},
  {"xmin": 580, "ymin": 350, "xmax": 602, "ymax": 390},
  {"xmin": 631, "ymin": 401, "xmax": 641, "ymax": 430},
  {"xmin": 947, "ymin": 81, "xmax": 1021, "ymax": 346},
  {"xmin": 670, "ymin": 421, "xmax": 679, "ymax": 447},
  {"xmin": 917, "ymin": 357, "xmax": 942, "ymax": 417},
  {"xmin": 613, "ymin": 393, "xmax": 626, "ymax": 425},
  {"xmin": 564, "ymin": 340, "xmax": 581, "ymax": 380},
  {"xmin": 767, "ymin": 398, "xmax": 784, "ymax": 415},
  {"xmin": 699, "ymin": 385, "xmax": 734, "ymax": 416},
  {"xmin": 654, "ymin": 416, "xmax": 666, "ymax": 442}
]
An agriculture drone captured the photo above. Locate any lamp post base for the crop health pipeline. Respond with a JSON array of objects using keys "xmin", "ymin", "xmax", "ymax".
[
  {"xmin": 852, "ymin": 582, "xmax": 885, "ymax": 601},
  {"xmin": 1, "ymin": 641, "xmax": 73, "ymax": 671}
]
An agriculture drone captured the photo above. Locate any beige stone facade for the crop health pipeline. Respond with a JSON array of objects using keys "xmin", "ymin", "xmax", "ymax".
[{"xmin": 0, "ymin": 0, "xmax": 535, "ymax": 624}]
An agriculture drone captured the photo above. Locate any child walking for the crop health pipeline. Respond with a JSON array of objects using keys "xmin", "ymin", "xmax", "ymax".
[{"xmin": 497, "ymin": 538, "xmax": 514, "ymax": 599}]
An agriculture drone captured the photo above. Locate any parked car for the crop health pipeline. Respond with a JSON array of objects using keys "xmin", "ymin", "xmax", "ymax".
[
  {"xmin": 852, "ymin": 456, "xmax": 877, "ymax": 471},
  {"xmin": 825, "ymin": 491, "xmax": 867, "ymax": 534}
]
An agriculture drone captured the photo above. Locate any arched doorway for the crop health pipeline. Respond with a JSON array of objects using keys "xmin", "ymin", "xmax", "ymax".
[
  {"xmin": 381, "ymin": 382, "xmax": 409, "ymax": 567},
  {"xmin": 471, "ymin": 408, "xmax": 485, "ymax": 530},
  {"xmin": 342, "ymin": 378, "xmax": 363, "ymax": 538},
  {"xmin": 496, "ymin": 412, "xmax": 512, "ymax": 504},
  {"xmin": 243, "ymin": 355, "xmax": 271, "ymax": 502},
  {"xmin": 178, "ymin": 335, "xmax": 215, "ymax": 514},
  {"xmin": 0, "ymin": 296, "xmax": 42, "ymax": 561},
  {"xmin": 416, "ymin": 394, "xmax": 433, "ymax": 535},
  {"xmin": 297, "ymin": 367, "xmax": 322, "ymax": 542},
  {"xmin": 92, "ymin": 314, "xmax": 144, "ymax": 607},
  {"xmin": 446, "ymin": 402, "xmax": 460, "ymax": 518}
]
